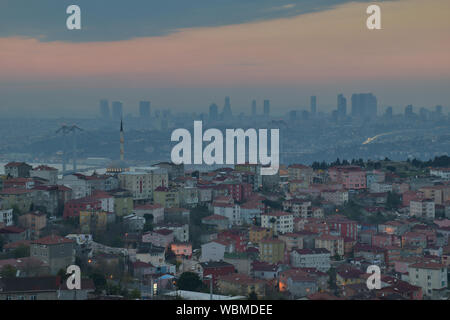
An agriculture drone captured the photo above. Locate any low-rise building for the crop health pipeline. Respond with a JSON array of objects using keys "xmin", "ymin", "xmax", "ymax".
[
  {"xmin": 261, "ymin": 211, "xmax": 294, "ymax": 235},
  {"xmin": 410, "ymin": 198, "xmax": 435, "ymax": 219},
  {"xmin": 259, "ymin": 239, "xmax": 285, "ymax": 264},
  {"xmin": 290, "ymin": 248, "xmax": 331, "ymax": 272},
  {"xmin": 18, "ymin": 211, "xmax": 46, "ymax": 239},
  {"xmin": 142, "ymin": 229, "xmax": 174, "ymax": 249},
  {"xmin": 30, "ymin": 235, "xmax": 75, "ymax": 275},
  {"xmin": 408, "ymin": 261, "xmax": 448, "ymax": 298},
  {"xmin": 315, "ymin": 234, "xmax": 344, "ymax": 258},
  {"xmin": 134, "ymin": 203, "xmax": 164, "ymax": 223},
  {"xmin": 0, "ymin": 208, "xmax": 13, "ymax": 227},
  {"xmin": 217, "ymin": 273, "xmax": 266, "ymax": 298}
]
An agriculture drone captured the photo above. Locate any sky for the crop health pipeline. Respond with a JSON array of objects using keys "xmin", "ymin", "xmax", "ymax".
[{"xmin": 0, "ymin": 0, "xmax": 449, "ymax": 117}]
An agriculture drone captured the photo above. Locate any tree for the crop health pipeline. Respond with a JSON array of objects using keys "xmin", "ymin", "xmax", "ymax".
[
  {"xmin": 386, "ymin": 166, "xmax": 396, "ymax": 172},
  {"xmin": 248, "ymin": 291, "xmax": 258, "ymax": 300},
  {"xmin": 0, "ymin": 235, "xmax": 4, "ymax": 251},
  {"xmin": 0, "ymin": 265, "xmax": 17, "ymax": 278},
  {"xmin": 386, "ymin": 192, "xmax": 401, "ymax": 210},
  {"xmin": 263, "ymin": 199, "xmax": 282, "ymax": 210},
  {"xmin": 128, "ymin": 289, "xmax": 141, "ymax": 300},
  {"xmin": 13, "ymin": 245, "xmax": 30, "ymax": 258},
  {"xmin": 177, "ymin": 272, "xmax": 203, "ymax": 291},
  {"xmin": 90, "ymin": 272, "xmax": 107, "ymax": 293},
  {"xmin": 143, "ymin": 220, "xmax": 154, "ymax": 232}
]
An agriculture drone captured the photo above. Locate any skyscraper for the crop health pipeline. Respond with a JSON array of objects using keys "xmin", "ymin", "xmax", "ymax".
[
  {"xmin": 337, "ymin": 94, "xmax": 347, "ymax": 118},
  {"xmin": 405, "ymin": 104, "xmax": 414, "ymax": 118},
  {"xmin": 139, "ymin": 101, "xmax": 151, "ymax": 118},
  {"xmin": 120, "ymin": 119, "xmax": 124, "ymax": 161},
  {"xmin": 351, "ymin": 93, "xmax": 377, "ymax": 119},
  {"xmin": 263, "ymin": 100, "xmax": 270, "ymax": 117},
  {"xmin": 222, "ymin": 96, "xmax": 232, "ymax": 120},
  {"xmin": 251, "ymin": 100, "xmax": 257, "ymax": 116},
  {"xmin": 209, "ymin": 103, "xmax": 218, "ymax": 121},
  {"xmin": 112, "ymin": 101, "xmax": 123, "ymax": 121},
  {"xmin": 99, "ymin": 99, "xmax": 110, "ymax": 120},
  {"xmin": 310, "ymin": 96, "xmax": 317, "ymax": 115},
  {"xmin": 384, "ymin": 106, "xmax": 393, "ymax": 118}
]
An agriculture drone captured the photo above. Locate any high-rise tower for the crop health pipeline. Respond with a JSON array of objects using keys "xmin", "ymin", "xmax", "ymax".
[
  {"xmin": 263, "ymin": 100, "xmax": 270, "ymax": 116},
  {"xmin": 251, "ymin": 100, "xmax": 257, "ymax": 116},
  {"xmin": 99, "ymin": 99, "xmax": 110, "ymax": 119},
  {"xmin": 337, "ymin": 94, "xmax": 347, "ymax": 118},
  {"xmin": 222, "ymin": 96, "xmax": 232, "ymax": 120},
  {"xmin": 120, "ymin": 119, "xmax": 124, "ymax": 161},
  {"xmin": 139, "ymin": 101, "xmax": 151, "ymax": 118},
  {"xmin": 310, "ymin": 96, "xmax": 317, "ymax": 115}
]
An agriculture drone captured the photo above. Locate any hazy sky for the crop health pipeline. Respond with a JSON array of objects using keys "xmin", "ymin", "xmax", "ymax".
[{"xmin": 0, "ymin": 0, "xmax": 449, "ymax": 117}]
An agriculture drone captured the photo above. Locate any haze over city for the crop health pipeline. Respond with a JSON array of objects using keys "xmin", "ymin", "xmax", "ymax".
[{"xmin": 0, "ymin": 0, "xmax": 449, "ymax": 117}]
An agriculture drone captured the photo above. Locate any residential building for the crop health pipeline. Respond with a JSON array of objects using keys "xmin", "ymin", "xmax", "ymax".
[
  {"xmin": 0, "ymin": 209, "xmax": 13, "ymax": 227},
  {"xmin": 30, "ymin": 165, "xmax": 58, "ymax": 185},
  {"xmin": 217, "ymin": 273, "xmax": 266, "ymax": 298},
  {"xmin": 18, "ymin": 211, "xmax": 46, "ymax": 239},
  {"xmin": 288, "ymin": 164, "xmax": 314, "ymax": 184},
  {"xmin": 153, "ymin": 187, "xmax": 180, "ymax": 208},
  {"xmin": 4, "ymin": 162, "xmax": 32, "ymax": 178},
  {"xmin": 249, "ymin": 226, "xmax": 273, "ymax": 244},
  {"xmin": 290, "ymin": 248, "xmax": 331, "ymax": 272},
  {"xmin": 408, "ymin": 262, "xmax": 448, "ymax": 298},
  {"xmin": 142, "ymin": 229, "xmax": 174, "ymax": 249},
  {"xmin": 134, "ymin": 203, "xmax": 164, "ymax": 224},
  {"xmin": 200, "ymin": 240, "xmax": 230, "ymax": 262},
  {"xmin": 259, "ymin": 239, "xmax": 285, "ymax": 264},
  {"xmin": 30, "ymin": 235, "xmax": 75, "ymax": 275},
  {"xmin": 328, "ymin": 166, "xmax": 366, "ymax": 190},
  {"xmin": 261, "ymin": 211, "xmax": 294, "ymax": 235},
  {"xmin": 410, "ymin": 198, "xmax": 435, "ymax": 219},
  {"xmin": 315, "ymin": 235, "xmax": 344, "ymax": 258}
]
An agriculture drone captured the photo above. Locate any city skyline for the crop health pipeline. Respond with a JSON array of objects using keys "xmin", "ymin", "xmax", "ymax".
[{"xmin": 0, "ymin": 0, "xmax": 449, "ymax": 117}]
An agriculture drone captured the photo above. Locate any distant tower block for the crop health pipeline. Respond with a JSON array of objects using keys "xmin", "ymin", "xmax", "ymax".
[
  {"xmin": 310, "ymin": 96, "xmax": 317, "ymax": 115},
  {"xmin": 120, "ymin": 119, "xmax": 125, "ymax": 161},
  {"xmin": 99, "ymin": 99, "xmax": 110, "ymax": 119},
  {"xmin": 112, "ymin": 101, "xmax": 123, "ymax": 121},
  {"xmin": 251, "ymin": 100, "xmax": 257, "ymax": 116},
  {"xmin": 222, "ymin": 96, "xmax": 232, "ymax": 120},
  {"xmin": 263, "ymin": 100, "xmax": 270, "ymax": 116},
  {"xmin": 139, "ymin": 101, "xmax": 151, "ymax": 118}
]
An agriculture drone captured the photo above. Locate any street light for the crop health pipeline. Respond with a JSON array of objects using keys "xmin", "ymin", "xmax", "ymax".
[{"xmin": 205, "ymin": 274, "xmax": 213, "ymax": 300}]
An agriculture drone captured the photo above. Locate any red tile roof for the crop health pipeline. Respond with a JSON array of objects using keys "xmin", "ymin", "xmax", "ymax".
[
  {"xmin": 409, "ymin": 261, "xmax": 446, "ymax": 270},
  {"xmin": 32, "ymin": 235, "xmax": 74, "ymax": 245},
  {"xmin": 202, "ymin": 214, "xmax": 228, "ymax": 221}
]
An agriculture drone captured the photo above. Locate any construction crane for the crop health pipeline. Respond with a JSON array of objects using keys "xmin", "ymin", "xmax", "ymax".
[{"xmin": 56, "ymin": 124, "xmax": 83, "ymax": 174}]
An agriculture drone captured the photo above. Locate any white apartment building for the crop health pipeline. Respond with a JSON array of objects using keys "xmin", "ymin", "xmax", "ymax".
[
  {"xmin": 119, "ymin": 167, "xmax": 168, "ymax": 201},
  {"xmin": 58, "ymin": 174, "xmax": 92, "ymax": 199},
  {"xmin": 430, "ymin": 168, "xmax": 450, "ymax": 180},
  {"xmin": 410, "ymin": 198, "xmax": 435, "ymax": 219},
  {"xmin": 30, "ymin": 165, "xmax": 58, "ymax": 185},
  {"xmin": 321, "ymin": 190, "xmax": 349, "ymax": 206},
  {"xmin": 261, "ymin": 211, "xmax": 294, "ymax": 235},
  {"xmin": 0, "ymin": 209, "xmax": 13, "ymax": 227},
  {"xmin": 290, "ymin": 248, "xmax": 331, "ymax": 272},
  {"xmin": 408, "ymin": 262, "xmax": 448, "ymax": 298},
  {"xmin": 315, "ymin": 235, "xmax": 344, "ymax": 257},
  {"xmin": 370, "ymin": 182, "xmax": 393, "ymax": 193},
  {"xmin": 213, "ymin": 203, "xmax": 241, "ymax": 226}
]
